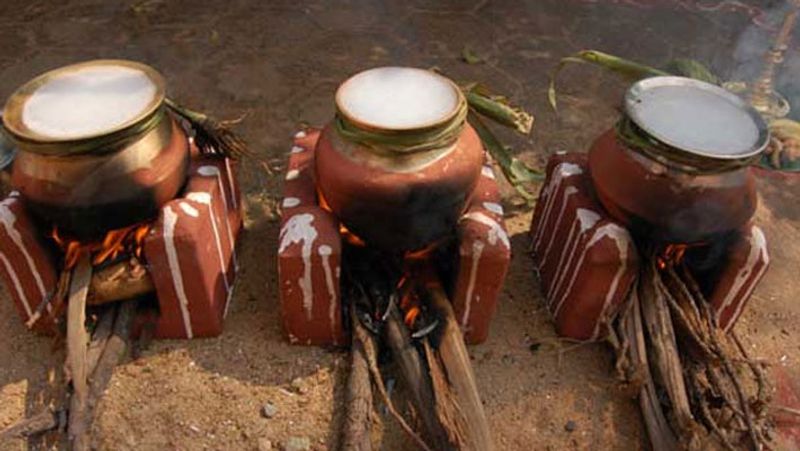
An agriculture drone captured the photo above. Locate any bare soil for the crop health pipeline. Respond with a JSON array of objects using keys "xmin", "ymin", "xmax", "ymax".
[{"xmin": 0, "ymin": 1, "xmax": 798, "ymax": 450}]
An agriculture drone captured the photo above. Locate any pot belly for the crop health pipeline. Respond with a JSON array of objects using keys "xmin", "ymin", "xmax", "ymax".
[
  {"xmin": 11, "ymin": 119, "xmax": 189, "ymax": 238},
  {"xmin": 315, "ymin": 124, "xmax": 484, "ymax": 252},
  {"xmin": 588, "ymin": 129, "xmax": 757, "ymax": 244}
]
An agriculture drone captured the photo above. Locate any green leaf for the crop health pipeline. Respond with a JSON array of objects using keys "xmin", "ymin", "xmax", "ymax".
[
  {"xmin": 663, "ymin": 59, "xmax": 720, "ymax": 85},
  {"xmin": 461, "ymin": 47, "xmax": 484, "ymax": 65},
  {"xmin": 464, "ymin": 88, "xmax": 534, "ymax": 135}
]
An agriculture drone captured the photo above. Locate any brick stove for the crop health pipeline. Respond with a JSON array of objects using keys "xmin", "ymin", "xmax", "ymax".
[
  {"xmin": 529, "ymin": 151, "xmax": 770, "ymax": 341},
  {"xmin": 0, "ymin": 149, "xmax": 242, "ymax": 339},
  {"xmin": 278, "ymin": 128, "xmax": 510, "ymax": 346}
]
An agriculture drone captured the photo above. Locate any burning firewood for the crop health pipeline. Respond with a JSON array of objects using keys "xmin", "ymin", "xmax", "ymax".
[{"xmin": 66, "ymin": 255, "xmax": 93, "ymax": 451}]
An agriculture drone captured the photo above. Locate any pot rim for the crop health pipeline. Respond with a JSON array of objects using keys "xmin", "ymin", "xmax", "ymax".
[
  {"xmin": 2, "ymin": 59, "xmax": 166, "ymax": 145},
  {"xmin": 334, "ymin": 66, "xmax": 464, "ymax": 133},
  {"xmin": 625, "ymin": 76, "xmax": 770, "ymax": 161}
]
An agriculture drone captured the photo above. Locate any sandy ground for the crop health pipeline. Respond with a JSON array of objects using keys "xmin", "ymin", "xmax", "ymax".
[{"xmin": 0, "ymin": 1, "xmax": 799, "ymax": 450}]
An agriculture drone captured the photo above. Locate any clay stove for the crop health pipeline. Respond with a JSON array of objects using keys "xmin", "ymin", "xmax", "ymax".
[{"xmin": 277, "ymin": 67, "xmax": 511, "ymax": 346}]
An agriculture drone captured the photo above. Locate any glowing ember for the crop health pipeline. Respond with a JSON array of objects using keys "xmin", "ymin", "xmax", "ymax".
[{"xmin": 52, "ymin": 223, "xmax": 152, "ymax": 269}]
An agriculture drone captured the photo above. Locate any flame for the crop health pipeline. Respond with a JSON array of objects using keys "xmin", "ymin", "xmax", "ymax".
[
  {"xmin": 339, "ymin": 223, "xmax": 366, "ymax": 247},
  {"xmin": 51, "ymin": 223, "xmax": 152, "ymax": 270}
]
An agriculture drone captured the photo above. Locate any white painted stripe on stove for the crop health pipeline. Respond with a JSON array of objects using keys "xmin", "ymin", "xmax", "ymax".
[
  {"xmin": 482, "ymin": 202, "xmax": 503, "ymax": 216},
  {"xmin": 547, "ymin": 208, "xmax": 600, "ymax": 304},
  {"xmin": 224, "ymin": 158, "xmax": 239, "ymax": 211},
  {"xmin": 283, "ymin": 197, "xmax": 301, "ymax": 208},
  {"xmin": 591, "ymin": 226, "xmax": 631, "ymax": 341},
  {"xmin": 461, "ymin": 240, "xmax": 485, "ymax": 329},
  {"xmin": 546, "ymin": 220, "xmax": 579, "ymax": 303},
  {"xmin": 553, "ymin": 224, "xmax": 620, "ymax": 318},
  {"xmin": 179, "ymin": 202, "xmax": 199, "ymax": 217},
  {"xmin": 537, "ymin": 186, "xmax": 578, "ymax": 269},
  {"xmin": 481, "ymin": 165, "xmax": 495, "ymax": 180},
  {"xmin": 279, "ymin": 213, "xmax": 318, "ymax": 320},
  {"xmin": 460, "ymin": 211, "xmax": 509, "ymax": 249},
  {"xmin": 290, "ymin": 145, "xmax": 305, "ymax": 154},
  {"xmin": 0, "ymin": 197, "xmax": 46, "ymax": 311},
  {"xmin": 186, "ymin": 192, "xmax": 231, "ymax": 296},
  {"xmin": 197, "ymin": 165, "xmax": 239, "ymax": 272},
  {"xmin": 286, "ymin": 169, "xmax": 300, "ymax": 181},
  {"xmin": 532, "ymin": 163, "xmax": 583, "ymax": 255},
  {"xmin": 0, "ymin": 251, "xmax": 31, "ymax": 318},
  {"xmin": 163, "ymin": 205, "xmax": 193, "ymax": 339},
  {"xmin": 319, "ymin": 245, "xmax": 337, "ymax": 333},
  {"xmin": 294, "ymin": 130, "xmax": 307, "ymax": 139},
  {"xmin": 718, "ymin": 225, "xmax": 769, "ymax": 331}
]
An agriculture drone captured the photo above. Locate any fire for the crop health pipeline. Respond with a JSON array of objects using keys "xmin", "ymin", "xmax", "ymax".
[
  {"xmin": 339, "ymin": 224, "xmax": 366, "ymax": 247},
  {"xmin": 657, "ymin": 243, "xmax": 689, "ymax": 270},
  {"xmin": 51, "ymin": 223, "xmax": 152, "ymax": 270}
]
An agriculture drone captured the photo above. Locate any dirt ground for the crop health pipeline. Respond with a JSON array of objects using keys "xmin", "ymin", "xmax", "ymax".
[{"xmin": 1, "ymin": 1, "xmax": 799, "ymax": 450}]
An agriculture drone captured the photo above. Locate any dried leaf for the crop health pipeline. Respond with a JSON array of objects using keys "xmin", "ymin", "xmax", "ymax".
[{"xmin": 461, "ymin": 47, "xmax": 483, "ymax": 65}]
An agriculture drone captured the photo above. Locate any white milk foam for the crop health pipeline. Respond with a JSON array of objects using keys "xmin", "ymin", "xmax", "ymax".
[
  {"xmin": 22, "ymin": 65, "xmax": 157, "ymax": 139},
  {"xmin": 338, "ymin": 67, "xmax": 459, "ymax": 130}
]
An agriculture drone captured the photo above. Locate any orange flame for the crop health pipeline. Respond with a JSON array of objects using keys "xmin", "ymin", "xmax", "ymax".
[{"xmin": 51, "ymin": 223, "xmax": 152, "ymax": 270}]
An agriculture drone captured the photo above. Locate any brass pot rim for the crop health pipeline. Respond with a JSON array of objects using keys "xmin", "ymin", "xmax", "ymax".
[
  {"xmin": 2, "ymin": 59, "xmax": 166, "ymax": 146},
  {"xmin": 334, "ymin": 66, "xmax": 465, "ymax": 133}
]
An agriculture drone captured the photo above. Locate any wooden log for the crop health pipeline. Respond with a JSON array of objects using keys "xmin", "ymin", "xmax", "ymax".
[
  {"xmin": 342, "ymin": 307, "xmax": 374, "ymax": 451},
  {"xmin": 639, "ymin": 262, "xmax": 695, "ymax": 434},
  {"xmin": 88, "ymin": 300, "xmax": 135, "ymax": 406},
  {"xmin": 383, "ymin": 305, "xmax": 454, "ymax": 450},
  {"xmin": 0, "ymin": 408, "xmax": 58, "ymax": 440},
  {"xmin": 422, "ymin": 276, "xmax": 493, "ymax": 451},
  {"xmin": 87, "ymin": 258, "xmax": 154, "ymax": 306},
  {"xmin": 620, "ymin": 285, "xmax": 678, "ymax": 451},
  {"xmin": 66, "ymin": 255, "xmax": 93, "ymax": 451},
  {"xmin": 86, "ymin": 306, "xmax": 118, "ymax": 377}
]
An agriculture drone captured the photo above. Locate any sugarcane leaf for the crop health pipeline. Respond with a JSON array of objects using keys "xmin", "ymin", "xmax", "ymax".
[
  {"xmin": 461, "ymin": 47, "xmax": 484, "ymax": 65},
  {"xmin": 548, "ymin": 50, "xmax": 669, "ymax": 111},
  {"xmin": 464, "ymin": 87, "xmax": 534, "ymax": 135},
  {"xmin": 663, "ymin": 59, "xmax": 720, "ymax": 84}
]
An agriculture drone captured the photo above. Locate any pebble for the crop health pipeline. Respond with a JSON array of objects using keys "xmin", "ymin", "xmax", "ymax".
[
  {"xmin": 261, "ymin": 402, "xmax": 278, "ymax": 419},
  {"xmin": 565, "ymin": 420, "xmax": 577, "ymax": 432},
  {"xmin": 258, "ymin": 438, "xmax": 273, "ymax": 451},
  {"xmin": 290, "ymin": 378, "xmax": 309, "ymax": 395},
  {"xmin": 282, "ymin": 436, "xmax": 311, "ymax": 451}
]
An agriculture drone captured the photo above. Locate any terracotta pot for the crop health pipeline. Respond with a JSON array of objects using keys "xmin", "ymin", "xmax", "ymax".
[
  {"xmin": 588, "ymin": 129, "xmax": 757, "ymax": 244},
  {"xmin": 11, "ymin": 116, "xmax": 189, "ymax": 238},
  {"xmin": 315, "ymin": 123, "xmax": 484, "ymax": 252}
]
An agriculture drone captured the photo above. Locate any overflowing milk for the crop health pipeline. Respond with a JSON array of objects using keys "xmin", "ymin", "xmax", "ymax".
[
  {"xmin": 22, "ymin": 65, "xmax": 157, "ymax": 139},
  {"xmin": 337, "ymin": 67, "xmax": 459, "ymax": 130}
]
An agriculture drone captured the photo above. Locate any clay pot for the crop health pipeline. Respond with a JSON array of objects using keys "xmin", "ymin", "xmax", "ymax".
[
  {"xmin": 588, "ymin": 129, "xmax": 757, "ymax": 244},
  {"xmin": 315, "ymin": 123, "xmax": 484, "ymax": 252}
]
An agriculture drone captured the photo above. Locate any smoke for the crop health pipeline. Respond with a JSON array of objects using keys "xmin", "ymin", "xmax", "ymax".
[{"xmin": 728, "ymin": 0, "xmax": 800, "ymax": 120}]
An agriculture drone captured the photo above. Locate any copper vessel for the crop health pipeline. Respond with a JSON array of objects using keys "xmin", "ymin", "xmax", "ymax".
[{"xmin": 2, "ymin": 60, "xmax": 189, "ymax": 238}]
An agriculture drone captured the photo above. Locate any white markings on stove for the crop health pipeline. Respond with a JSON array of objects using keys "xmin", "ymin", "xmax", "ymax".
[
  {"xmin": 286, "ymin": 169, "xmax": 300, "ymax": 181},
  {"xmin": 718, "ymin": 225, "xmax": 769, "ymax": 332},
  {"xmin": 538, "ymin": 187, "xmax": 578, "ymax": 272},
  {"xmin": 163, "ymin": 205, "xmax": 193, "ymax": 339},
  {"xmin": 279, "ymin": 213, "xmax": 318, "ymax": 319},
  {"xmin": 186, "ymin": 193, "xmax": 231, "ymax": 298},
  {"xmin": 294, "ymin": 130, "xmax": 307, "ymax": 139},
  {"xmin": 0, "ymin": 197, "xmax": 46, "ymax": 319},
  {"xmin": 318, "ymin": 244, "xmax": 338, "ymax": 333},
  {"xmin": 461, "ymin": 240, "xmax": 485, "ymax": 329},
  {"xmin": 290, "ymin": 145, "xmax": 306, "ymax": 154},
  {"xmin": 197, "ymin": 164, "xmax": 239, "ymax": 273},
  {"xmin": 481, "ymin": 165, "xmax": 495, "ymax": 180},
  {"xmin": 546, "ymin": 207, "xmax": 600, "ymax": 303},
  {"xmin": 179, "ymin": 202, "xmax": 199, "ymax": 217},
  {"xmin": 283, "ymin": 197, "xmax": 301, "ymax": 208},
  {"xmin": 531, "ymin": 162, "xmax": 583, "ymax": 256},
  {"xmin": 224, "ymin": 158, "xmax": 239, "ymax": 211},
  {"xmin": 460, "ymin": 211, "xmax": 509, "ymax": 249},
  {"xmin": 482, "ymin": 202, "xmax": 503, "ymax": 216},
  {"xmin": 591, "ymin": 225, "xmax": 632, "ymax": 340}
]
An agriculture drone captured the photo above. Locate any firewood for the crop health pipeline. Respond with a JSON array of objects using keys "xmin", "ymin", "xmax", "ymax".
[
  {"xmin": 421, "ymin": 277, "xmax": 493, "ymax": 451},
  {"xmin": 88, "ymin": 300, "xmax": 135, "ymax": 409},
  {"xmin": 383, "ymin": 305, "xmax": 453, "ymax": 450},
  {"xmin": 87, "ymin": 258, "xmax": 154, "ymax": 305},
  {"xmin": 639, "ymin": 262, "xmax": 695, "ymax": 434},
  {"xmin": 86, "ymin": 306, "xmax": 118, "ymax": 376},
  {"xmin": 421, "ymin": 339, "xmax": 468, "ymax": 449},
  {"xmin": 342, "ymin": 306, "xmax": 374, "ymax": 451},
  {"xmin": 619, "ymin": 287, "xmax": 678, "ymax": 451},
  {"xmin": 66, "ymin": 255, "xmax": 93, "ymax": 451},
  {"xmin": 352, "ymin": 303, "xmax": 432, "ymax": 451},
  {"xmin": 0, "ymin": 408, "xmax": 59, "ymax": 441}
]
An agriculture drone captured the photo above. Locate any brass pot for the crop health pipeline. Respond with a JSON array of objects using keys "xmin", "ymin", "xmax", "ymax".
[{"xmin": 2, "ymin": 60, "xmax": 190, "ymax": 238}]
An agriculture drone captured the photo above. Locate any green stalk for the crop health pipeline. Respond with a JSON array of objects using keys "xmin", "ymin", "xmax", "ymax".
[{"xmin": 464, "ymin": 88, "xmax": 533, "ymax": 135}]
